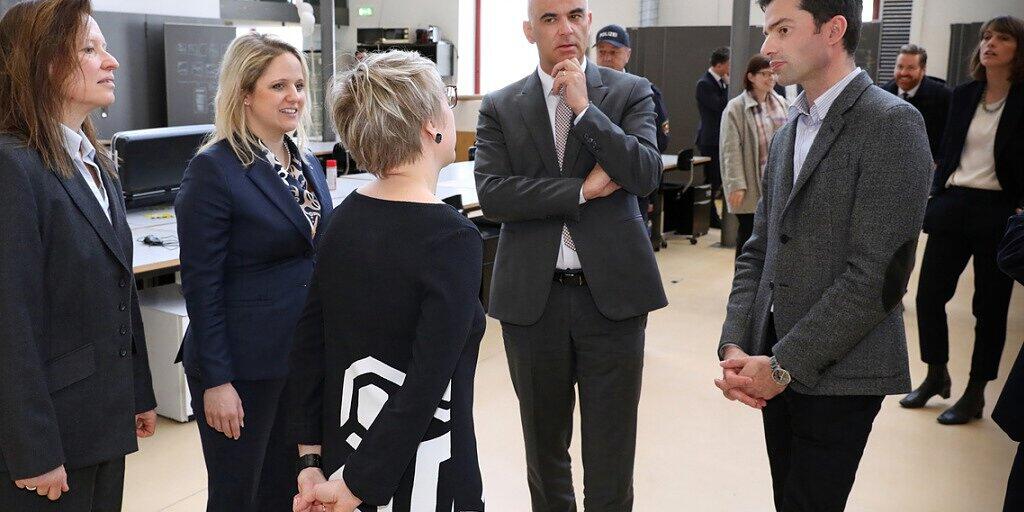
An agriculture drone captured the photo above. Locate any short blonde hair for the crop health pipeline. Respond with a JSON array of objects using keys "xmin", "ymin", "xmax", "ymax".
[
  {"xmin": 200, "ymin": 32, "xmax": 311, "ymax": 166},
  {"xmin": 330, "ymin": 50, "xmax": 448, "ymax": 177}
]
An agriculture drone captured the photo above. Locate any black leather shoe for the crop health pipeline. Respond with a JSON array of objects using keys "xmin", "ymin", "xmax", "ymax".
[
  {"xmin": 900, "ymin": 370, "xmax": 951, "ymax": 409},
  {"xmin": 937, "ymin": 381, "xmax": 986, "ymax": 425}
]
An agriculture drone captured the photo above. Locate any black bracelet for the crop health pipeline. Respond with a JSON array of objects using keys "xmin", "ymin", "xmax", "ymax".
[{"xmin": 296, "ymin": 453, "xmax": 322, "ymax": 474}]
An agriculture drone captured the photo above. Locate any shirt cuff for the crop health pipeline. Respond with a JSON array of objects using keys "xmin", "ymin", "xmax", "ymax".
[
  {"xmin": 573, "ymin": 105, "xmax": 589, "ymax": 125},
  {"xmin": 579, "ymin": 187, "xmax": 587, "ymax": 204}
]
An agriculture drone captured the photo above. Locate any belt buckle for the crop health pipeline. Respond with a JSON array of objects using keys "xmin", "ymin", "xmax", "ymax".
[{"xmin": 557, "ymin": 271, "xmax": 584, "ymax": 286}]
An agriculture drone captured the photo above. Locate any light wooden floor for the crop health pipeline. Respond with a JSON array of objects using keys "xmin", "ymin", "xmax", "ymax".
[{"xmin": 124, "ymin": 229, "xmax": 1023, "ymax": 511}]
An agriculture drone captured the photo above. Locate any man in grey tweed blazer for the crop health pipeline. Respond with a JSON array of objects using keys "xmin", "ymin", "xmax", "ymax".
[{"xmin": 714, "ymin": 1, "xmax": 932, "ymax": 510}]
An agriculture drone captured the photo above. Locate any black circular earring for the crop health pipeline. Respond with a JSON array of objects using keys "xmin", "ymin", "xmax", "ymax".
[{"xmin": 435, "ymin": 133, "xmax": 443, "ymax": 144}]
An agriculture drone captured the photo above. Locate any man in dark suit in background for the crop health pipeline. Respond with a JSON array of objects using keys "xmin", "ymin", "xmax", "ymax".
[
  {"xmin": 695, "ymin": 46, "xmax": 730, "ymax": 229},
  {"xmin": 996, "ymin": 212, "xmax": 1024, "ymax": 512},
  {"xmin": 474, "ymin": 0, "xmax": 667, "ymax": 509},
  {"xmin": 594, "ymin": 23, "xmax": 670, "ymax": 224},
  {"xmin": 881, "ymin": 44, "xmax": 952, "ymax": 164}
]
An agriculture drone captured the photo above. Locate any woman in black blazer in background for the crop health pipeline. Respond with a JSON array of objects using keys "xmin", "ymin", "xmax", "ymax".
[
  {"xmin": 0, "ymin": 1, "xmax": 156, "ymax": 509},
  {"xmin": 175, "ymin": 33, "xmax": 333, "ymax": 511},
  {"xmin": 904, "ymin": 16, "xmax": 1024, "ymax": 425}
]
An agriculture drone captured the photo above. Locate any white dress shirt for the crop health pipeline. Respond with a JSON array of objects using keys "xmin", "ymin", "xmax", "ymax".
[
  {"xmin": 708, "ymin": 68, "xmax": 728, "ymax": 88},
  {"xmin": 61, "ymin": 124, "xmax": 111, "ymax": 224},
  {"xmin": 536, "ymin": 58, "xmax": 590, "ymax": 270},
  {"xmin": 898, "ymin": 81, "xmax": 922, "ymax": 99},
  {"xmin": 789, "ymin": 67, "xmax": 862, "ymax": 185}
]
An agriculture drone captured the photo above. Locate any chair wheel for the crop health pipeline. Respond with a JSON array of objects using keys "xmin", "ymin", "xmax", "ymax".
[
  {"xmin": 689, "ymin": 238, "xmax": 698, "ymax": 245},
  {"xmin": 660, "ymin": 241, "xmax": 668, "ymax": 248}
]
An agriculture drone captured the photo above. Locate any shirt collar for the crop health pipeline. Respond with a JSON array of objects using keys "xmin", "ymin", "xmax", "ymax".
[
  {"xmin": 60, "ymin": 124, "xmax": 96, "ymax": 164},
  {"xmin": 537, "ymin": 58, "xmax": 588, "ymax": 98},
  {"xmin": 709, "ymin": 68, "xmax": 725, "ymax": 84},
  {"xmin": 789, "ymin": 67, "xmax": 862, "ymax": 123},
  {"xmin": 898, "ymin": 81, "xmax": 922, "ymax": 98}
]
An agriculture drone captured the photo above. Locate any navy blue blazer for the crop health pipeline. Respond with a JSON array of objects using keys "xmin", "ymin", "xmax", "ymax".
[
  {"xmin": 695, "ymin": 70, "xmax": 728, "ymax": 147},
  {"xmin": 931, "ymin": 80, "xmax": 1024, "ymax": 206},
  {"xmin": 175, "ymin": 138, "xmax": 333, "ymax": 389},
  {"xmin": 994, "ymin": 213, "xmax": 1024, "ymax": 441}
]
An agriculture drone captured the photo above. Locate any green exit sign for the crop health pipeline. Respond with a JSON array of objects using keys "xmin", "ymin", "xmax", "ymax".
[{"xmin": 358, "ymin": 7, "xmax": 374, "ymax": 17}]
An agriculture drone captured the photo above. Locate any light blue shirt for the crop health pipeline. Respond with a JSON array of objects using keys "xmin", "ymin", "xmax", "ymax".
[
  {"xmin": 789, "ymin": 67, "xmax": 862, "ymax": 184},
  {"xmin": 61, "ymin": 124, "xmax": 110, "ymax": 224}
]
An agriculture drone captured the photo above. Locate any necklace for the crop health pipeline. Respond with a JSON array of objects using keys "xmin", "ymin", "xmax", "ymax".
[{"xmin": 981, "ymin": 84, "xmax": 1008, "ymax": 113}]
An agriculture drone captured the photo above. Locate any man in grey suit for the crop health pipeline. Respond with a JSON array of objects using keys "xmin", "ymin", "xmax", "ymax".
[
  {"xmin": 474, "ymin": 0, "xmax": 666, "ymax": 509},
  {"xmin": 713, "ymin": 1, "xmax": 932, "ymax": 510}
]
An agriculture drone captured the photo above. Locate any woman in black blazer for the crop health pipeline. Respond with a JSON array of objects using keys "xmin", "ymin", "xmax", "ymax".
[
  {"xmin": 175, "ymin": 33, "xmax": 333, "ymax": 511},
  {"xmin": 904, "ymin": 16, "xmax": 1024, "ymax": 425},
  {"xmin": 0, "ymin": 2, "xmax": 156, "ymax": 510}
]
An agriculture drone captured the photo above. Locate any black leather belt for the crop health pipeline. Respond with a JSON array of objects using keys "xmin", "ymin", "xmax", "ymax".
[{"xmin": 553, "ymin": 269, "xmax": 587, "ymax": 286}]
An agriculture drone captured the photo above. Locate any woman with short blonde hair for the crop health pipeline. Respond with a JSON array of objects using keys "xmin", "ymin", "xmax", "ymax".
[
  {"xmin": 175, "ymin": 32, "xmax": 333, "ymax": 511},
  {"xmin": 289, "ymin": 50, "xmax": 485, "ymax": 512}
]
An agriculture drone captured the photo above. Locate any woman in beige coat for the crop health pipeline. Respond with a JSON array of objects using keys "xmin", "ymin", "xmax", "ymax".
[{"xmin": 720, "ymin": 54, "xmax": 789, "ymax": 258}]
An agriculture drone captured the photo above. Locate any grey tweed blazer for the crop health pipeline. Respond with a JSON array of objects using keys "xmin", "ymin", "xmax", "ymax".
[{"xmin": 718, "ymin": 71, "xmax": 932, "ymax": 396}]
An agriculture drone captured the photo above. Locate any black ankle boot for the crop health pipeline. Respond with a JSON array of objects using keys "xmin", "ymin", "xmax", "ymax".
[
  {"xmin": 937, "ymin": 378, "xmax": 987, "ymax": 425},
  {"xmin": 900, "ymin": 365, "xmax": 951, "ymax": 409}
]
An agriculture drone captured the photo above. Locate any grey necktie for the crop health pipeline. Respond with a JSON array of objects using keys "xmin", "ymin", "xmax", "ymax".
[
  {"xmin": 901, "ymin": 92, "xmax": 909, "ymax": 100},
  {"xmin": 554, "ymin": 96, "xmax": 577, "ymax": 252},
  {"xmin": 719, "ymin": 78, "xmax": 727, "ymax": 90}
]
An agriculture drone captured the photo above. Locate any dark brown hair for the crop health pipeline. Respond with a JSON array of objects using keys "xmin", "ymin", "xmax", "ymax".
[
  {"xmin": 970, "ymin": 16, "xmax": 1024, "ymax": 83},
  {"xmin": 898, "ymin": 43, "xmax": 928, "ymax": 68},
  {"xmin": 743, "ymin": 54, "xmax": 772, "ymax": 91},
  {"xmin": 757, "ymin": 0, "xmax": 863, "ymax": 56},
  {"xmin": 0, "ymin": 0, "xmax": 112, "ymax": 177}
]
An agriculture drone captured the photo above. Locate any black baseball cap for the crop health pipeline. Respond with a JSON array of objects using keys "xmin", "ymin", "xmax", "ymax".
[{"xmin": 595, "ymin": 24, "xmax": 630, "ymax": 49}]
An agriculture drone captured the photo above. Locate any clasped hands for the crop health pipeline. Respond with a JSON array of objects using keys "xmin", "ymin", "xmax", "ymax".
[
  {"xmin": 714, "ymin": 346, "xmax": 787, "ymax": 409},
  {"xmin": 293, "ymin": 468, "xmax": 361, "ymax": 512}
]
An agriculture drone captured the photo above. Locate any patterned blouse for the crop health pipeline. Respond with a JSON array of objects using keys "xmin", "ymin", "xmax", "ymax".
[
  {"xmin": 260, "ymin": 137, "xmax": 322, "ymax": 238},
  {"xmin": 751, "ymin": 91, "xmax": 789, "ymax": 178}
]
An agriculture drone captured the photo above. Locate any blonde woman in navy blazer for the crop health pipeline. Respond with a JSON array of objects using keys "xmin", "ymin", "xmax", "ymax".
[{"xmin": 175, "ymin": 33, "xmax": 333, "ymax": 511}]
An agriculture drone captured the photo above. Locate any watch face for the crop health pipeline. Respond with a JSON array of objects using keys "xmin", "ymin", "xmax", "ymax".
[{"xmin": 772, "ymin": 368, "xmax": 791, "ymax": 385}]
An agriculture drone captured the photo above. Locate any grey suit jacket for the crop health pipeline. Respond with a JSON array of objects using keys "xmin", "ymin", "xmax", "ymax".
[
  {"xmin": 718, "ymin": 71, "xmax": 932, "ymax": 396},
  {"xmin": 475, "ymin": 63, "xmax": 667, "ymax": 325}
]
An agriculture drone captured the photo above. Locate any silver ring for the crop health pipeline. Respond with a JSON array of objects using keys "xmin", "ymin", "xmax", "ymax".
[{"xmin": 26, "ymin": 486, "xmax": 36, "ymax": 491}]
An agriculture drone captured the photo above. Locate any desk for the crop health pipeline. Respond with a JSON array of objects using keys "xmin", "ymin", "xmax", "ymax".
[
  {"xmin": 128, "ymin": 161, "xmax": 480, "ymax": 277},
  {"xmin": 309, "ymin": 141, "xmax": 337, "ymax": 157},
  {"xmin": 650, "ymin": 154, "xmax": 711, "ymax": 249}
]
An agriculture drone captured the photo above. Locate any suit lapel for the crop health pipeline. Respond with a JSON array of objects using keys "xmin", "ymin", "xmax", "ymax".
[
  {"xmin": 776, "ymin": 119, "xmax": 797, "ymax": 206},
  {"xmin": 517, "ymin": 73, "xmax": 561, "ymax": 177},
  {"xmin": 57, "ymin": 163, "xmax": 130, "ymax": 271},
  {"xmin": 563, "ymin": 63, "xmax": 608, "ymax": 178},
  {"xmin": 100, "ymin": 161, "xmax": 134, "ymax": 265},
  {"xmin": 247, "ymin": 156, "xmax": 314, "ymax": 246},
  {"xmin": 782, "ymin": 72, "xmax": 870, "ymax": 214},
  {"xmin": 995, "ymin": 82, "xmax": 1024, "ymax": 160},
  {"xmin": 297, "ymin": 152, "xmax": 333, "ymax": 240}
]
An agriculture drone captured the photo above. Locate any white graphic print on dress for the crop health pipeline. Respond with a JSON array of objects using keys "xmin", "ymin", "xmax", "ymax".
[{"xmin": 330, "ymin": 356, "xmax": 454, "ymax": 512}]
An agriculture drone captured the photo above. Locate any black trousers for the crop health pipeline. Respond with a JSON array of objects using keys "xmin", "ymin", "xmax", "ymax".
[
  {"xmin": 501, "ymin": 281, "xmax": 646, "ymax": 512},
  {"xmin": 761, "ymin": 319, "xmax": 884, "ymax": 512},
  {"xmin": 735, "ymin": 213, "xmax": 754, "ymax": 259},
  {"xmin": 188, "ymin": 377, "xmax": 294, "ymax": 512},
  {"xmin": 1005, "ymin": 444, "xmax": 1024, "ymax": 512},
  {"xmin": 0, "ymin": 457, "xmax": 124, "ymax": 511},
  {"xmin": 697, "ymin": 144, "xmax": 723, "ymax": 228},
  {"xmin": 916, "ymin": 188, "xmax": 1016, "ymax": 381}
]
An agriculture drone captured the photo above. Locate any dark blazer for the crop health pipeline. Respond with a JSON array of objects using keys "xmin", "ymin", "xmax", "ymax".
[
  {"xmin": 474, "ymin": 63, "xmax": 667, "ymax": 325},
  {"xmin": 994, "ymin": 213, "xmax": 1024, "ymax": 442},
  {"xmin": 695, "ymin": 70, "xmax": 729, "ymax": 147},
  {"xmin": 0, "ymin": 135, "xmax": 156, "ymax": 480},
  {"xmin": 175, "ymin": 139, "xmax": 333, "ymax": 389},
  {"xmin": 930, "ymin": 80, "xmax": 1024, "ymax": 206},
  {"xmin": 719, "ymin": 71, "xmax": 932, "ymax": 396},
  {"xmin": 881, "ymin": 76, "xmax": 951, "ymax": 162}
]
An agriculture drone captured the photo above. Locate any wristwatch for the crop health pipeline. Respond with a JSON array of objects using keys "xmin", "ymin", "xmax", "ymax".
[
  {"xmin": 769, "ymin": 356, "xmax": 791, "ymax": 386},
  {"xmin": 296, "ymin": 453, "xmax": 322, "ymax": 474}
]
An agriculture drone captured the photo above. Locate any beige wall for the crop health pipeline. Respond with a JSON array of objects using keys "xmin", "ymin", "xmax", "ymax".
[{"xmin": 910, "ymin": 0, "xmax": 1024, "ymax": 82}]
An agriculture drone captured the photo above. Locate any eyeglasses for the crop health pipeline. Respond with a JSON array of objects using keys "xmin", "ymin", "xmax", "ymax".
[{"xmin": 446, "ymin": 85, "xmax": 458, "ymax": 109}]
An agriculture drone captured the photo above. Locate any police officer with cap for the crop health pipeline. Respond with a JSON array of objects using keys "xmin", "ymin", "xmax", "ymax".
[{"xmin": 594, "ymin": 24, "xmax": 670, "ymax": 225}]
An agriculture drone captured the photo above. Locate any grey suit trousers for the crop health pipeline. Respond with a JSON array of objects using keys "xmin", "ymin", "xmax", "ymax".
[{"xmin": 502, "ymin": 280, "xmax": 646, "ymax": 512}]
